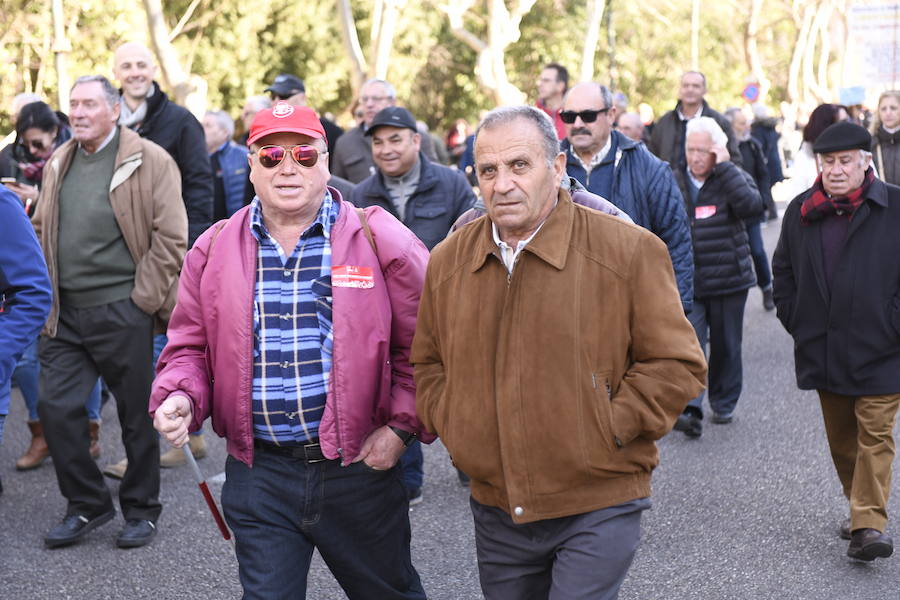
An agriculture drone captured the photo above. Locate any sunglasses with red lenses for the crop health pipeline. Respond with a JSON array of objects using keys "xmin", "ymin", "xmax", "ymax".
[{"xmin": 255, "ymin": 145, "xmax": 326, "ymax": 168}]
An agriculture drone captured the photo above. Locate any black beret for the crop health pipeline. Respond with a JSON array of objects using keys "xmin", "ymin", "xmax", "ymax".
[{"xmin": 812, "ymin": 121, "xmax": 872, "ymax": 154}]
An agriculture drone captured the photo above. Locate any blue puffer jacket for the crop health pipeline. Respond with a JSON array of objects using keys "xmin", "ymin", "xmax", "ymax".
[
  {"xmin": 0, "ymin": 187, "xmax": 51, "ymax": 402},
  {"xmin": 563, "ymin": 131, "xmax": 694, "ymax": 312},
  {"xmin": 210, "ymin": 141, "xmax": 249, "ymax": 217}
]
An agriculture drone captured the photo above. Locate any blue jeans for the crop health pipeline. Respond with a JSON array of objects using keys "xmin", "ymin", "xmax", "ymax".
[
  {"xmin": 221, "ymin": 451, "xmax": 426, "ymax": 600},
  {"xmin": 746, "ymin": 221, "xmax": 772, "ymax": 289},
  {"xmin": 687, "ymin": 290, "xmax": 749, "ymax": 418},
  {"xmin": 398, "ymin": 440, "xmax": 424, "ymax": 490},
  {"xmin": 0, "ymin": 379, "xmax": 9, "ymax": 445},
  {"xmin": 14, "ymin": 338, "xmax": 101, "ymax": 421}
]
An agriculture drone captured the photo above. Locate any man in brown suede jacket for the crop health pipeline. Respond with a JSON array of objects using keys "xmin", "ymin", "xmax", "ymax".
[
  {"xmin": 32, "ymin": 75, "xmax": 186, "ymax": 550},
  {"xmin": 411, "ymin": 106, "xmax": 706, "ymax": 600}
]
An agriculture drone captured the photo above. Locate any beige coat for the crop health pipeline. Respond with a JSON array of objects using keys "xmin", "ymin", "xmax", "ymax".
[
  {"xmin": 412, "ymin": 190, "xmax": 707, "ymax": 524},
  {"xmin": 33, "ymin": 125, "xmax": 187, "ymax": 336}
]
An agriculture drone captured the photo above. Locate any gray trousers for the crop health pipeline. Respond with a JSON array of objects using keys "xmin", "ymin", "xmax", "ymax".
[{"xmin": 470, "ymin": 496, "xmax": 649, "ymax": 600}]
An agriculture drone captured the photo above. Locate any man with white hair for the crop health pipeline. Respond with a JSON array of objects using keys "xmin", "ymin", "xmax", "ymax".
[
  {"xmin": 671, "ymin": 116, "xmax": 762, "ymax": 438},
  {"xmin": 412, "ymin": 105, "xmax": 706, "ymax": 599},
  {"xmin": 616, "ymin": 112, "xmax": 644, "ymax": 143},
  {"xmin": 773, "ymin": 121, "xmax": 900, "ymax": 562},
  {"xmin": 203, "ymin": 110, "xmax": 249, "ymax": 220}
]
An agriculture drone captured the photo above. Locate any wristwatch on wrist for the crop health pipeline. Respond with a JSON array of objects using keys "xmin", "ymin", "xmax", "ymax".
[{"xmin": 389, "ymin": 426, "xmax": 417, "ymax": 447}]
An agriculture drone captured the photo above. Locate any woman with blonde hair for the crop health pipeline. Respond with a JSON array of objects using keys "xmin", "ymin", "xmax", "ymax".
[{"xmin": 870, "ymin": 90, "xmax": 900, "ymax": 185}]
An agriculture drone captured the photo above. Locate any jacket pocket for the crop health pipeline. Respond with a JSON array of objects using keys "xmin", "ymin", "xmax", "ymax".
[{"xmin": 581, "ymin": 371, "xmax": 619, "ymax": 471}]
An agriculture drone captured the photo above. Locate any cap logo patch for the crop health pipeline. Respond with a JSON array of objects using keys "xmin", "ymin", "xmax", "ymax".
[{"xmin": 272, "ymin": 103, "xmax": 294, "ymax": 118}]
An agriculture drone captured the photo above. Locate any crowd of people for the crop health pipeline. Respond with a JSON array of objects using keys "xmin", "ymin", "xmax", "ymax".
[{"xmin": 1, "ymin": 45, "xmax": 899, "ymax": 599}]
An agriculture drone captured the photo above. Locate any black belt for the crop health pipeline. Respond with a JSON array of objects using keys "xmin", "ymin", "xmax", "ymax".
[{"xmin": 253, "ymin": 439, "xmax": 328, "ymax": 463}]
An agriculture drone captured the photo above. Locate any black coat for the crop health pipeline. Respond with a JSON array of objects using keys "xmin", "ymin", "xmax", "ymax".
[
  {"xmin": 772, "ymin": 179, "xmax": 900, "ymax": 395},
  {"xmin": 675, "ymin": 161, "xmax": 763, "ymax": 298},
  {"xmin": 350, "ymin": 153, "xmax": 475, "ymax": 250},
  {"xmin": 648, "ymin": 100, "xmax": 743, "ymax": 172},
  {"xmin": 737, "ymin": 137, "xmax": 775, "ymax": 218},
  {"xmin": 130, "ymin": 82, "xmax": 213, "ymax": 246}
]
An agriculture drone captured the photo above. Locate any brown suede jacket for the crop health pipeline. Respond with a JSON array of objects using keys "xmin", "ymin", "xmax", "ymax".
[
  {"xmin": 412, "ymin": 189, "xmax": 707, "ymax": 524},
  {"xmin": 33, "ymin": 125, "xmax": 187, "ymax": 336}
]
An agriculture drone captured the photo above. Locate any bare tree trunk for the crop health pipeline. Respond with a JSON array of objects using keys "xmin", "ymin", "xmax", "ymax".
[
  {"xmin": 744, "ymin": 0, "xmax": 771, "ymax": 103},
  {"xmin": 802, "ymin": 1, "xmax": 829, "ymax": 103},
  {"xmin": 142, "ymin": 0, "xmax": 207, "ymax": 115},
  {"xmin": 372, "ymin": 0, "xmax": 404, "ymax": 80},
  {"xmin": 787, "ymin": 1, "xmax": 814, "ymax": 106},
  {"xmin": 443, "ymin": 0, "xmax": 535, "ymax": 105},
  {"xmin": 580, "ymin": 0, "xmax": 605, "ymax": 82},
  {"xmin": 337, "ymin": 0, "xmax": 369, "ymax": 95},
  {"xmin": 51, "ymin": 0, "xmax": 71, "ymax": 110}
]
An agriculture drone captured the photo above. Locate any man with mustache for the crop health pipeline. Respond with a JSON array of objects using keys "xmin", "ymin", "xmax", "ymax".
[{"xmin": 561, "ymin": 82, "xmax": 694, "ymax": 313}]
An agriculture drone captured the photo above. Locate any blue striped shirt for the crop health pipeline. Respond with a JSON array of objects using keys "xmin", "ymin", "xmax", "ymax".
[{"xmin": 248, "ymin": 192, "xmax": 337, "ymax": 445}]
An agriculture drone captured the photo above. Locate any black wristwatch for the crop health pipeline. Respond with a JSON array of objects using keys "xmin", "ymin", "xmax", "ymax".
[{"xmin": 389, "ymin": 426, "xmax": 417, "ymax": 447}]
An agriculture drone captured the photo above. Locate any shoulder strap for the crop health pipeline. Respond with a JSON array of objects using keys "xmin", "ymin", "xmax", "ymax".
[{"xmin": 355, "ymin": 207, "xmax": 378, "ymax": 255}]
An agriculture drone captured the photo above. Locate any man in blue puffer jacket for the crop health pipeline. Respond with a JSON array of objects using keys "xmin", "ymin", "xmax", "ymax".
[
  {"xmin": 562, "ymin": 82, "xmax": 694, "ymax": 312},
  {"xmin": 0, "ymin": 185, "xmax": 52, "ymax": 494}
]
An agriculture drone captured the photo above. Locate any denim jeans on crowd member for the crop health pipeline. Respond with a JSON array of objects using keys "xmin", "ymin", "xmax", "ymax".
[
  {"xmin": 746, "ymin": 221, "xmax": 772, "ymax": 289},
  {"xmin": 13, "ymin": 338, "xmax": 102, "ymax": 421},
  {"xmin": 399, "ymin": 440, "xmax": 424, "ymax": 490},
  {"xmin": 222, "ymin": 451, "xmax": 426, "ymax": 600},
  {"xmin": 686, "ymin": 289, "xmax": 749, "ymax": 419},
  {"xmin": 0, "ymin": 379, "xmax": 9, "ymax": 445}
]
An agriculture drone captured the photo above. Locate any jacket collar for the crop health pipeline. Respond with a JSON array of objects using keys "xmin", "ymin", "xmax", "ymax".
[
  {"xmin": 470, "ymin": 187, "xmax": 574, "ymax": 273},
  {"xmin": 562, "ymin": 130, "xmax": 635, "ymax": 169},
  {"xmin": 673, "ymin": 98, "xmax": 711, "ymax": 119},
  {"xmin": 365, "ymin": 151, "xmax": 436, "ymax": 198}
]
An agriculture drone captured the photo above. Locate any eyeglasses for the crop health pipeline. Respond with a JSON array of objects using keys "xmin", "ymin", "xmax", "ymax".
[
  {"xmin": 360, "ymin": 95, "xmax": 391, "ymax": 104},
  {"xmin": 23, "ymin": 139, "xmax": 46, "ymax": 152},
  {"xmin": 254, "ymin": 145, "xmax": 327, "ymax": 169},
  {"xmin": 559, "ymin": 108, "xmax": 610, "ymax": 124}
]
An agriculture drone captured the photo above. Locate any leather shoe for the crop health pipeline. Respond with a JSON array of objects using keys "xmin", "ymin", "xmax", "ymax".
[
  {"xmin": 45, "ymin": 509, "xmax": 115, "ymax": 548},
  {"xmin": 840, "ymin": 518, "xmax": 851, "ymax": 540},
  {"xmin": 674, "ymin": 413, "xmax": 702, "ymax": 438},
  {"xmin": 116, "ymin": 519, "xmax": 157, "ymax": 548},
  {"xmin": 711, "ymin": 412, "xmax": 734, "ymax": 424},
  {"xmin": 847, "ymin": 528, "xmax": 893, "ymax": 561}
]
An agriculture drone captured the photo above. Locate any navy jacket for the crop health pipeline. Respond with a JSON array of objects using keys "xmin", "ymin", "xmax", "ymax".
[
  {"xmin": 210, "ymin": 141, "xmax": 249, "ymax": 217},
  {"xmin": 773, "ymin": 179, "xmax": 900, "ymax": 395},
  {"xmin": 128, "ymin": 82, "xmax": 213, "ymax": 246},
  {"xmin": 675, "ymin": 162, "xmax": 763, "ymax": 299},
  {"xmin": 351, "ymin": 153, "xmax": 475, "ymax": 251},
  {"xmin": 0, "ymin": 187, "xmax": 51, "ymax": 390},
  {"xmin": 563, "ymin": 131, "xmax": 694, "ymax": 311}
]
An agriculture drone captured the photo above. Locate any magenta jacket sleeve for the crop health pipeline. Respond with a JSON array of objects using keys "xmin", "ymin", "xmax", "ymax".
[
  {"xmin": 148, "ymin": 226, "xmax": 216, "ymax": 431},
  {"xmin": 370, "ymin": 210, "xmax": 436, "ymax": 443}
]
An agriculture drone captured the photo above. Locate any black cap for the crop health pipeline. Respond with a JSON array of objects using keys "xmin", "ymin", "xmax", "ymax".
[
  {"xmin": 812, "ymin": 121, "xmax": 872, "ymax": 155},
  {"xmin": 364, "ymin": 106, "xmax": 417, "ymax": 136},
  {"xmin": 265, "ymin": 74, "xmax": 305, "ymax": 98}
]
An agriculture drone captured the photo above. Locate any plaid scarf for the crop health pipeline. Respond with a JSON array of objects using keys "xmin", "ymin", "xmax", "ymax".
[
  {"xmin": 18, "ymin": 158, "xmax": 47, "ymax": 183},
  {"xmin": 800, "ymin": 168, "xmax": 875, "ymax": 225}
]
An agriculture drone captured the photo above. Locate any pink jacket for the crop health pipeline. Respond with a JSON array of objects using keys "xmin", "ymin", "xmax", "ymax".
[{"xmin": 149, "ymin": 189, "xmax": 434, "ymax": 466}]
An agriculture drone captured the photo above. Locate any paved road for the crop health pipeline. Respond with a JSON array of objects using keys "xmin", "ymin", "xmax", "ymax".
[{"xmin": 1, "ymin": 220, "xmax": 898, "ymax": 599}]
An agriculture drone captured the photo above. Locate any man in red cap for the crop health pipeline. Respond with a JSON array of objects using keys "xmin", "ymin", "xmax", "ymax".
[
  {"xmin": 150, "ymin": 101, "xmax": 431, "ymax": 598},
  {"xmin": 774, "ymin": 120, "xmax": 900, "ymax": 562}
]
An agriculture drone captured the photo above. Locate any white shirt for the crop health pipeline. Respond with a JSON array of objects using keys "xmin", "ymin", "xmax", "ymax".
[{"xmin": 490, "ymin": 205, "xmax": 555, "ymax": 274}]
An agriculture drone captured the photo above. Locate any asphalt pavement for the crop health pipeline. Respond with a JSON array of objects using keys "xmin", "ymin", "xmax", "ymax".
[{"xmin": 1, "ymin": 218, "xmax": 898, "ymax": 599}]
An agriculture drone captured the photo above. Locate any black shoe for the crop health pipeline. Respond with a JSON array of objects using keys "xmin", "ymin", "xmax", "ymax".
[
  {"xmin": 45, "ymin": 509, "xmax": 116, "ymax": 548},
  {"xmin": 847, "ymin": 528, "xmax": 893, "ymax": 561},
  {"xmin": 762, "ymin": 287, "xmax": 775, "ymax": 311},
  {"xmin": 673, "ymin": 413, "xmax": 702, "ymax": 438},
  {"xmin": 407, "ymin": 487, "xmax": 423, "ymax": 507},
  {"xmin": 711, "ymin": 412, "xmax": 734, "ymax": 424},
  {"xmin": 840, "ymin": 518, "xmax": 851, "ymax": 540},
  {"xmin": 116, "ymin": 519, "xmax": 157, "ymax": 548}
]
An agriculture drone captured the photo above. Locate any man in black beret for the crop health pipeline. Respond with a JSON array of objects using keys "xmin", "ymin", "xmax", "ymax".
[{"xmin": 773, "ymin": 120, "xmax": 900, "ymax": 562}]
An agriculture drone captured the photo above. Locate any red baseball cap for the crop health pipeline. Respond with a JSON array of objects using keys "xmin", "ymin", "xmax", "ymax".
[{"xmin": 247, "ymin": 101, "xmax": 327, "ymax": 146}]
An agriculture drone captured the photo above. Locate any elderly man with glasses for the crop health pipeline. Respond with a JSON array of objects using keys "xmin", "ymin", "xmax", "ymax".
[
  {"xmin": 561, "ymin": 82, "xmax": 694, "ymax": 314},
  {"xmin": 152, "ymin": 101, "xmax": 431, "ymax": 599}
]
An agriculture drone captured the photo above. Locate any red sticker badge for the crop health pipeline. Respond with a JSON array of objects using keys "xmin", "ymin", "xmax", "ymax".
[
  {"xmin": 695, "ymin": 205, "xmax": 717, "ymax": 219},
  {"xmin": 332, "ymin": 265, "xmax": 375, "ymax": 289}
]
